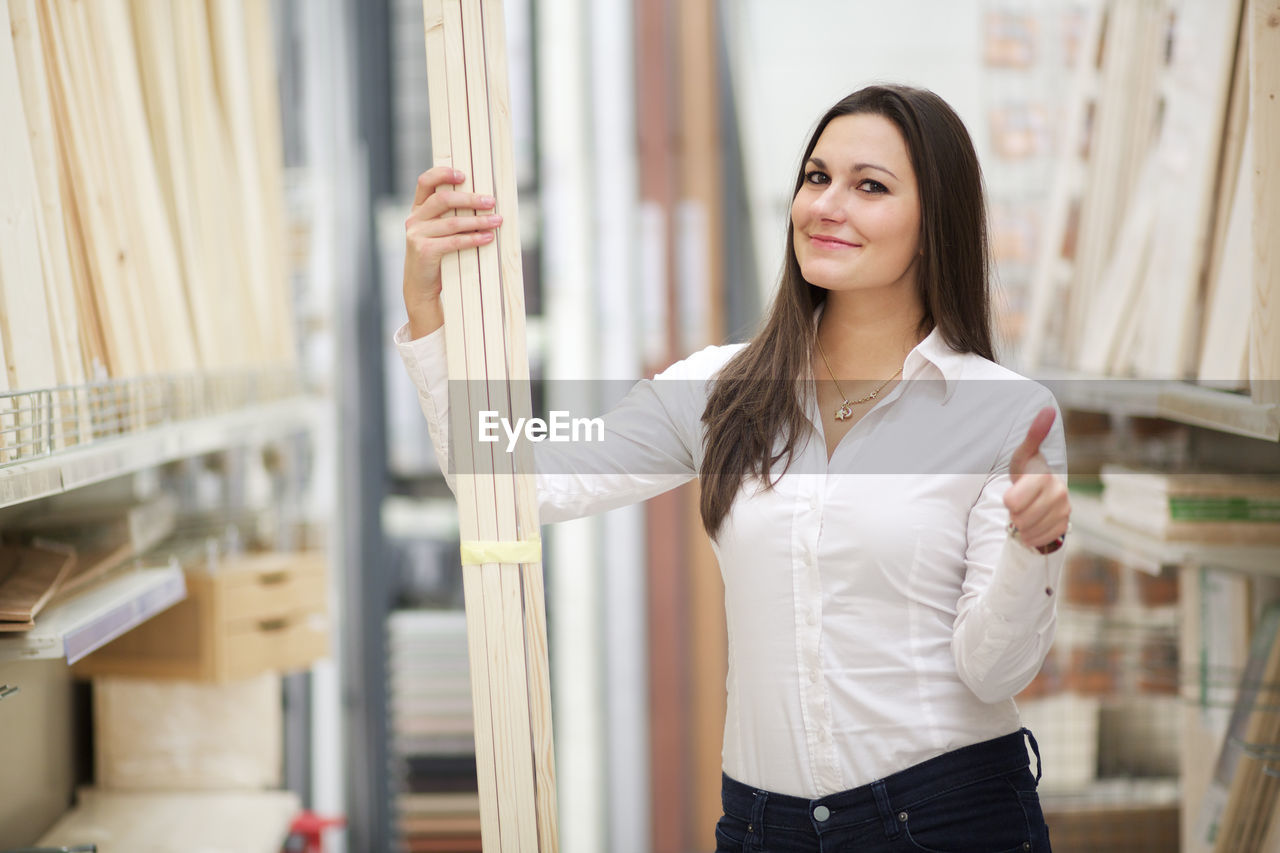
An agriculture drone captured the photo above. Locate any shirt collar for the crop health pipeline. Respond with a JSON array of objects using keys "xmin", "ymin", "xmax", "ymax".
[
  {"xmin": 812, "ymin": 305, "xmax": 965, "ymax": 404},
  {"xmin": 906, "ymin": 326, "xmax": 965, "ymax": 404}
]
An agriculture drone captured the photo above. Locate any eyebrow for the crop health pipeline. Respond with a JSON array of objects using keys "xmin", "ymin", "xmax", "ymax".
[{"xmin": 808, "ymin": 156, "xmax": 899, "ymax": 181}]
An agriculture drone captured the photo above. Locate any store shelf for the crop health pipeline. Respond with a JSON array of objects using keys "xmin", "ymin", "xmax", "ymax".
[
  {"xmin": 1070, "ymin": 493, "xmax": 1280, "ymax": 578},
  {"xmin": 1040, "ymin": 372, "xmax": 1280, "ymax": 442},
  {"xmin": 0, "ymin": 397, "xmax": 319, "ymax": 510},
  {"xmin": 0, "ymin": 563, "xmax": 186, "ymax": 664},
  {"xmin": 36, "ymin": 788, "xmax": 301, "ymax": 852}
]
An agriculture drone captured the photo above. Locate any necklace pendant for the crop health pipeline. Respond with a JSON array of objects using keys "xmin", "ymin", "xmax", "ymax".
[{"xmin": 834, "ymin": 401, "xmax": 853, "ymax": 421}]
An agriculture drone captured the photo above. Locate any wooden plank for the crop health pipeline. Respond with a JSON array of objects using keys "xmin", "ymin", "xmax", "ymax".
[
  {"xmin": 1199, "ymin": 132, "xmax": 1253, "ymax": 384},
  {"xmin": 1211, "ymin": 610, "xmax": 1280, "ymax": 850},
  {"xmin": 1064, "ymin": 0, "xmax": 1140, "ymax": 359},
  {"xmin": 208, "ymin": 0, "xmax": 277, "ymax": 363},
  {"xmin": 444, "ymin": 1, "xmax": 538, "ymax": 846},
  {"xmin": 240, "ymin": 0, "xmax": 294, "ymax": 364},
  {"xmin": 33, "ymin": 1, "xmax": 108, "ymax": 383},
  {"xmin": 1251, "ymin": 0, "xmax": 1280, "ymax": 403},
  {"xmin": 169, "ymin": 0, "xmax": 259, "ymax": 368},
  {"xmin": 1076, "ymin": 175, "xmax": 1157, "ymax": 375},
  {"xmin": 8, "ymin": 0, "xmax": 86, "ymax": 395},
  {"xmin": 67, "ymin": 0, "xmax": 163, "ymax": 376},
  {"xmin": 40, "ymin": 0, "xmax": 144, "ymax": 377},
  {"xmin": 1133, "ymin": 0, "xmax": 1244, "ymax": 377},
  {"xmin": 0, "ymin": 0, "xmax": 60, "ymax": 462},
  {"xmin": 675, "ymin": 1, "xmax": 727, "ymax": 846},
  {"xmin": 478, "ymin": 2, "xmax": 557, "ymax": 847},
  {"xmin": 84, "ymin": 0, "xmax": 199, "ymax": 374},
  {"xmin": 1022, "ymin": 0, "xmax": 1104, "ymax": 369},
  {"xmin": 0, "ymin": 0, "xmax": 59, "ymax": 394},
  {"xmin": 459, "ymin": 3, "xmax": 543, "ymax": 851},
  {"xmin": 129, "ymin": 0, "xmax": 217, "ymax": 370},
  {"xmin": 423, "ymin": 1, "xmax": 502, "ymax": 848},
  {"xmin": 425, "ymin": 2, "xmax": 555, "ymax": 849},
  {"xmin": 0, "ymin": 541, "xmax": 76, "ymax": 625},
  {"xmin": 1201, "ymin": 2, "xmax": 1251, "ymax": 333}
]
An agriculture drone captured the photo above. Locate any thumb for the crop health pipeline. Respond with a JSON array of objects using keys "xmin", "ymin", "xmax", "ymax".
[{"xmin": 1010, "ymin": 406, "xmax": 1056, "ymax": 481}]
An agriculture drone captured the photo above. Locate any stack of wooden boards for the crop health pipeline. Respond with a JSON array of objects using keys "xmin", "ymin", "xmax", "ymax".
[
  {"xmin": 1024, "ymin": 0, "xmax": 1277, "ymax": 399},
  {"xmin": 1101, "ymin": 465, "xmax": 1280, "ymax": 543},
  {"xmin": 0, "ymin": 0, "xmax": 294, "ymax": 403},
  {"xmin": 0, "ymin": 495, "xmax": 175, "ymax": 631},
  {"xmin": 420, "ymin": 1, "xmax": 557, "ymax": 851},
  {"xmin": 1198, "ymin": 605, "xmax": 1280, "ymax": 851}
]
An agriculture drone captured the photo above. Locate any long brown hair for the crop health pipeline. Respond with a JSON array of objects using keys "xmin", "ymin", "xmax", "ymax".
[{"xmin": 699, "ymin": 84, "xmax": 994, "ymax": 538}]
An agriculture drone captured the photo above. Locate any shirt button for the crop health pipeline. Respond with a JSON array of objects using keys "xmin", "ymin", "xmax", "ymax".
[
  {"xmin": 813, "ymin": 805, "xmax": 830, "ymax": 822},
  {"xmin": 808, "ymin": 670, "xmax": 819, "ymax": 684},
  {"xmin": 808, "ymin": 496, "xmax": 818, "ymax": 511},
  {"xmin": 807, "ymin": 612, "xmax": 818, "ymax": 626}
]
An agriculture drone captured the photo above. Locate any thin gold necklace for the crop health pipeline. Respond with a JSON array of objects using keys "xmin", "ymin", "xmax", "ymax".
[{"xmin": 815, "ymin": 336, "xmax": 904, "ymax": 422}]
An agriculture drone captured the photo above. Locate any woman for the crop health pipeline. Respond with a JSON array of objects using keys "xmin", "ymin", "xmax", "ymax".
[{"xmin": 399, "ymin": 84, "xmax": 1069, "ymax": 852}]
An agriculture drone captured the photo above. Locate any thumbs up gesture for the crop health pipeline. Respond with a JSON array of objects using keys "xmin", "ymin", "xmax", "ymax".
[{"xmin": 1003, "ymin": 406, "xmax": 1071, "ymax": 550}]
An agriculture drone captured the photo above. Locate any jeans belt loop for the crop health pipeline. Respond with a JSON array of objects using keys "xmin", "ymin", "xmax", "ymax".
[
  {"xmin": 872, "ymin": 779, "xmax": 900, "ymax": 839},
  {"xmin": 749, "ymin": 789, "xmax": 768, "ymax": 848},
  {"xmin": 1022, "ymin": 727, "xmax": 1043, "ymax": 784}
]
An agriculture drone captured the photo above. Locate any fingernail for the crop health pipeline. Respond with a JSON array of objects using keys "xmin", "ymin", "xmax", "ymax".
[
  {"xmin": 453, "ymin": 169, "xmax": 464, "ymax": 181},
  {"xmin": 489, "ymin": 215, "xmax": 503, "ymax": 224},
  {"xmin": 480, "ymin": 195, "xmax": 495, "ymax": 206}
]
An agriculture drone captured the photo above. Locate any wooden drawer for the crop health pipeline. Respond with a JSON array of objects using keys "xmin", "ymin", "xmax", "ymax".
[{"xmin": 75, "ymin": 550, "xmax": 330, "ymax": 682}]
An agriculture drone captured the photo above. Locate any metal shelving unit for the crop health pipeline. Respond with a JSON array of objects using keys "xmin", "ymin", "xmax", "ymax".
[
  {"xmin": 1069, "ymin": 492, "xmax": 1280, "ymax": 578},
  {"xmin": 1041, "ymin": 373, "xmax": 1280, "ymax": 443},
  {"xmin": 0, "ymin": 563, "xmax": 187, "ymax": 665},
  {"xmin": 0, "ymin": 372, "xmax": 315, "ymax": 508}
]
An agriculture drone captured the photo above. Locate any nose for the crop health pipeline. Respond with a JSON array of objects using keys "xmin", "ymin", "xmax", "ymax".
[{"xmin": 809, "ymin": 185, "xmax": 844, "ymax": 222}]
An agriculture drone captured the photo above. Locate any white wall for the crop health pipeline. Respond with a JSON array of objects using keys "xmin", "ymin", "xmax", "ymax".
[{"xmin": 725, "ymin": 0, "xmax": 987, "ymax": 302}]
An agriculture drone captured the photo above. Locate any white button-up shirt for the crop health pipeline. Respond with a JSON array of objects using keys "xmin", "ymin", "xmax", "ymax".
[{"xmin": 396, "ymin": 322, "xmax": 1067, "ymax": 799}]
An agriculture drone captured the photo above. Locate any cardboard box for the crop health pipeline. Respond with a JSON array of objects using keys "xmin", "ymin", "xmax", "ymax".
[
  {"xmin": 75, "ymin": 550, "xmax": 329, "ymax": 682},
  {"xmin": 94, "ymin": 673, "xmax": 282, "ymax": 790},
  {"xmin": 1043, "ymin": 802, "xmax": 1179, "ymax": 852}
]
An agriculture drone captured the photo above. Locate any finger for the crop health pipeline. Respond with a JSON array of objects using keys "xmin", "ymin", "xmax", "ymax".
[
  {"xmin": 437, "ymin": 230, "xmax": 495, "ymax": 252},
  {"xmin": 1010, "ymin": 406, "xmax": 1056, "ymax": 480},
  {"xmin": 1010, "ymin": 486, "xmax": 1067, "ymax": 537},
  {"xmin": 1003, "ymin": 469, "xmax": 1049, "ymax": 515},
  {"xmin": 413, "ymin": 167, "xmax": 464, "ymax": 209},
  {"xmin": 409, "ymin": 213, "xmax": 503, "ymax": 240},
  {"xmin": 1014, "ymin": 510, "xmax": 1071, "ymax": 548},
  {"xmin": 416, "ymin": 188, "xmax": 497, "ymax": 221}
]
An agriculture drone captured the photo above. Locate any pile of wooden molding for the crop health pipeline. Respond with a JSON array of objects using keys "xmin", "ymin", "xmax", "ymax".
[
  {"xmin": 1024, "ymin": 0, "xmax": 1277, "ymax": 404},
  {"xmin": 422, "ymin": 0, "xmax": 558, "ymax": 850},
  {"xmin": 0, "ymin": 0, "xmax": 294, "ymax": 394}
]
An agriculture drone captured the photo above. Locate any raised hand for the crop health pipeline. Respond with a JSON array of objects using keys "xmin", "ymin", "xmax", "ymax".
[
  {"xmin": 403, "ymin": 167, "xmax": 502, "ymax": 337},
  {"xmin": 1003, "ymin": 406, "xmax": 1071, "ymax": 550}
]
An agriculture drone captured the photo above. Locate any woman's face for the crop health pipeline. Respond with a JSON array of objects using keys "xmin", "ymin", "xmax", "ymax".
[{"xmin": 790, "ymin": 113, "xmax": 922, "ymax": 297}]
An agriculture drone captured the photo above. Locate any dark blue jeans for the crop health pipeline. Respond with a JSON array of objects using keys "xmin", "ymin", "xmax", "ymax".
[{"xmin": 715, "ymin": 729, "xmax": 1051, "ymax": 853}]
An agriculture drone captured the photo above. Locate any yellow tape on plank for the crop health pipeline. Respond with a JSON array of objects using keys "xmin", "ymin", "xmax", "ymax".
[{"xmin": 460, "ymin": 539, "xmax": 542, "ymax": 566}]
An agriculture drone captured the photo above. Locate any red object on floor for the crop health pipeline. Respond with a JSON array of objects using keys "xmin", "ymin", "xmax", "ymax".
[{"xmin": 283, "ymin": 811, "xmax": 346, "ymax": 853}]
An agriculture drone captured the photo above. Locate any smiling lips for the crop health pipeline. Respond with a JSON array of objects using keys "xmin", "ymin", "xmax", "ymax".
[{"xmin": 808, "ymin": 234, "xmax": 862, "ymax": 249}]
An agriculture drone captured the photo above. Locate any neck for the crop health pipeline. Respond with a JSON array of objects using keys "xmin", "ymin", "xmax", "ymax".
[{"xmin": 817, "ymin": 289, "xmax": 926, "ymax": 375}]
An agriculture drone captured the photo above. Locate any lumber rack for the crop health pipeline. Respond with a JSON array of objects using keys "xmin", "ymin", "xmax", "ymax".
[
  {"xmin": 1038, "ymin": 373, "xmax": 1280, "ymax": 443},
  {"xmin": 0, "ymin": 369, "xmax": 314, "ymax": 509},
  {"xmin": 1069, "ymin": 493, "xmax": 1280, "ymax": 578}
]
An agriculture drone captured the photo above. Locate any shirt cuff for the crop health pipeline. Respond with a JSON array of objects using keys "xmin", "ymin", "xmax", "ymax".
[
  {"xmin": 982, "ymin": 537, "xmax": 1064, "ymax": 619},
  {"xmin": 393, "ymin": 321, "xmax": 450, "ymax": 411}
]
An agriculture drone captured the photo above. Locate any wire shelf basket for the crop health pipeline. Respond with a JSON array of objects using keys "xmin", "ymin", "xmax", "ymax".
[{"xmin": 0, "ymin": 368, "xmax": 302, "ymax": 469}]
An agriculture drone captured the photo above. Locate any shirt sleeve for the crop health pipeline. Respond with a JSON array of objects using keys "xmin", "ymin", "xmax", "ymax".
[
  {"xmin": 393, "ymin": 322, "xmax": 703, "ymax": 523},
  {"xmin": 951, "ymin": 388, "xmax": 1068, "ymax": 704}
]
